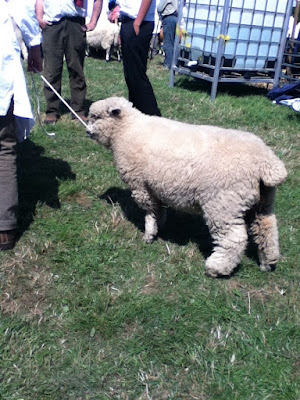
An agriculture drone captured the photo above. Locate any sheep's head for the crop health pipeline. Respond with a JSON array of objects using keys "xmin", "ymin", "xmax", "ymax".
[{"xmin": 87, "ymin": 97, "xmax": 133, "ymax": 148}]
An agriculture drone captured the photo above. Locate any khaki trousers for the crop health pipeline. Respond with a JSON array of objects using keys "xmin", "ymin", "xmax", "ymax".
[
  {"xmin": 0, "ymin": 100, "xmax": 18, "ymax": 230},
  {"xmin": 42, "ymin": 17, "xmax": 87, "ymax": 118}
]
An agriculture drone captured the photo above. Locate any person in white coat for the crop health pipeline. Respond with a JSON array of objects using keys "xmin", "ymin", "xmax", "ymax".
[{"xmin": 0, "ymin": 0, "xmax": 42, "ymax": 250}]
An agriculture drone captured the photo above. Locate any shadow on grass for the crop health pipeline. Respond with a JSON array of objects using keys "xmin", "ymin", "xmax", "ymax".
[
  {"xmin": 16, "ymin": 139, "xmax": 76, "ymax": 237},
  {"xmin": 100, "ymin": 187, "xmax": 261, "ymax": 275},
  {"xmin": 100, "ymin": 187, "xmax": 213, "ymax": 259},
  {"xmin": 174, "ymin": 75, "xmax": 269, "ymax": 98}
]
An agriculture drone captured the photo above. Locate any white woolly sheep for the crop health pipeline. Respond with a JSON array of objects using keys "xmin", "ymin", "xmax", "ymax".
[
  {"xmin": 86, "ymin": 20, "xmax": 121, "ymax": 62},
  {"xmin": 87, "ymin": 97, "xmax": 287, "ymax": 278}
]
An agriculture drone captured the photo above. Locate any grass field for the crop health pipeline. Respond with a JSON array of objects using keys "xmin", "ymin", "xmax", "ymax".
[{"xmin": 0, "ymin": 54, "xmax": 299, "ymax": 400}]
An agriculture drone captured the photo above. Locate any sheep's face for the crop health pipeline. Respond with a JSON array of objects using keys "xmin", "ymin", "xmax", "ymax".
[{"xmin": 87, "ymin": 97, "xmax": 132, "ymax": 148}]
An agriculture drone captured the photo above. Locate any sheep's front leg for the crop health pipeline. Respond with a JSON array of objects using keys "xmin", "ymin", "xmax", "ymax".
[
  {"xmin": 105, "ymin": 48, "xmax": 111, "ymax": 62},
  {"xmin": 131, "ymin": 188, "xmax": 162, "ymax": 244},
  {"xmin": 144, "ymin": 212, "xmax": 158, "ymax": 243}
]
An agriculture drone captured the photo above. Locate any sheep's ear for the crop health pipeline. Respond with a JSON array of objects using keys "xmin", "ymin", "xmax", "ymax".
[{"xmin": 109, "ymin": 107, "xmax": 122, "ymax": 118}]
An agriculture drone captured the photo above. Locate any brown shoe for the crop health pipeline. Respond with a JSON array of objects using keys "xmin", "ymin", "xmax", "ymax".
[
  {"xmin": 0, "ymin": 230, "xmax": 15, "ymax": 251},
  {"xmin": 72, "ymin": 114, "xmax": 87, "ymax": 123},
  {"xmin": 44, "ymin": 115, "xmax": 58, "ymax": 125}
]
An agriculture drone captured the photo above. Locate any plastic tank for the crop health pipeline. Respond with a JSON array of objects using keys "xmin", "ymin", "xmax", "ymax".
[{"xmin": 185, "ymin": 0, "xmax": 289, "ymax": 70}]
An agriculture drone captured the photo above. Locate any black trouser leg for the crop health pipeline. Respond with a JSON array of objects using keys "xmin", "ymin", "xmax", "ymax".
[{"xmin": 120, "ymin": 19, "xmax": 161, "ymax": 116}]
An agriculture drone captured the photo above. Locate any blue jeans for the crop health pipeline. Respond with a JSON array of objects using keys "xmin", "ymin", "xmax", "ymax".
[{"xmin": 162, "ymin": 14, "xmax": 177, "ymax": 69}]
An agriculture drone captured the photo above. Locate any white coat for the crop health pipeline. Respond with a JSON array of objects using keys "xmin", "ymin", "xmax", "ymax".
[{"xmin": 0, "ymin": 0, "xmax": 41, "ymax": 141}]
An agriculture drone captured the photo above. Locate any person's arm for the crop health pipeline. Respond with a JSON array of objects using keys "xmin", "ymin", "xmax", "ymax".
[
  {"xmin": 133, "ymin": 0, "xmax": 152, "ymax": 35},
  {"xmin": 9, "ymin": 0, "xmax": 43, "ymax": 72},
  {"xmin": 157, "ymin": 0, "xmax": 168, "ymax": 14},
  {"xmin": 85, "ymin": 0, "xmax": 102, "ymax": 32},
  {"xmin": 35, "ymin": 0, "xmax": 45, "ymax": 29}
]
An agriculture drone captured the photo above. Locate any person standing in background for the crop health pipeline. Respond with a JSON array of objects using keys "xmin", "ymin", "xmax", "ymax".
[
  {"xmin": 119, "ymin": 0, "xmax": 161, "ymax": 116},
  {"xmin": 35, "ymin": 0, "xmax": 102, "ymax": 125},
  {"xmin": 0, "ymin": 0, "xmax": 42, "ymax": 251},
  {"xmin": 157, "ymin": 0, "xmax": 178, "ymax": 70},
  {"xmin": 107, "ymin": 0, "xmax": 120, "ymax": 24}
]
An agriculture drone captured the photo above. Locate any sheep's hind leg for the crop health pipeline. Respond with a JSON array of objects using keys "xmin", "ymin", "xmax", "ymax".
[
  {"xmin": 131, "ymin": 188, "xmax": 163, "ymax": 244},
  {"xmin": 205, "ymin": 221, "xmax": 248, "ymax": 278},
  {"xmin": 249, "ymin": 186, "xmax": 279, "ymax": 272}
]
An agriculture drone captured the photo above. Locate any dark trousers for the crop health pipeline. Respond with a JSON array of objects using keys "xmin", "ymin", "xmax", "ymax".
[
  {"xmin": 0, "ymin": 101, "xmax": 18, "ymax": 230},
  {"xmin": 120, "ymin": 18, "xmax": 161, "ymax": 116},
  {"xmin": 42, "ymin": 17, "xmax": 87, "ymax": 117}
]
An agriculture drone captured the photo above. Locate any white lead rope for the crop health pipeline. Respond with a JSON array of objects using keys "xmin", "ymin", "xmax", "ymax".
[
  {"xmin": 30, "ymin": 69, "xmax": 92, "ymax": 133},
  {"xmin": 30, "ymin": 71, "xmax": 55, "ymax": 137}
]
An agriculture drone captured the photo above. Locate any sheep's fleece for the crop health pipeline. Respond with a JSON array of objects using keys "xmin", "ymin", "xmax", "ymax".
[
  {"xmin": 87, "ymin": 97, "xmax": 287, "ymax": 277},
  {"xmin": 86, "ymin": 20, "xmax": 120, "ymax": 61}
]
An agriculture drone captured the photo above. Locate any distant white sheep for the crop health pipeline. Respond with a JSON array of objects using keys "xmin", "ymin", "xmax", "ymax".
[
  {"xmin": 86, "ymin": 20, "xmax": 121, "ymax": 62},
  {"xmin": 87, "ymin": 97, "xmax": 287, "ymax": 278}
]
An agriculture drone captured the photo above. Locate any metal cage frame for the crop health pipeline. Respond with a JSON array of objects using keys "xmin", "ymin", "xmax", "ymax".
[{"xmin": 169, "ymin": 0, "xmax": 294, "ymax": 99}]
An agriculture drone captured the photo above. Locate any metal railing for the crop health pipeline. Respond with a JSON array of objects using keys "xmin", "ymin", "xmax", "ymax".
[{"xmin": 170, "ymin": 0, "xmax": 294, "ymax": 99}]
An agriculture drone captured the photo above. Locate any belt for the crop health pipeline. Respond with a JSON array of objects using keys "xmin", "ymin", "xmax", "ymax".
[
  {"xmin": 50, "ymin": 16, "xmax": 85, "ymax": 25},
  {"xmin": 162, "ymin": 12, "xmax": 178, "ymax": 20},
  {"xmin": 119, "ymin": 14, "xmax": 134, "ymax": 23}
]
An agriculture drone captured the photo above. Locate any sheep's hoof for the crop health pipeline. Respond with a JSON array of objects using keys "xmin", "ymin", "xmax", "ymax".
[
  {"xmin": 205, "ymin": 267, "xmax": 220, "ymax": 278},
  {"xmin": 259, "ymin": 262, "xmax": 276, "ymax": 272},
  {"xmin": 143, "ymin": 234, "xmax": 154, "ymax": 244},
  {"xmin": 205, "ymin": 258, "xmax": 234, "ymax": 278}
]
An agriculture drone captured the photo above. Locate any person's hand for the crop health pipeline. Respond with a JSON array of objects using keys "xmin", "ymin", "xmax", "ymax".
[
  {"xmin": 37, "ymin": 19, "xmax": 52, "ymax": 30},
  {"xmin": 27, "ymin": 45, "xmax": 43, "ymax": 73},
  {"xmin": 133, "ymin": 19, "xmax": 140, "ymax": 35},
  {"xmin": 82, "ymin": 21, "xmax": 97, "ymax": 32}
]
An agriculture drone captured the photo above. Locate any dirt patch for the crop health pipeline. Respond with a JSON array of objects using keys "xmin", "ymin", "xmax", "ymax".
[
  {"xmin": 0, "ymin": 247, "xmax": 53, "ymax": 321},
  {"xmin": 140, "ymin": 274, "xmax": 160, "ymax": 295},
  {"xmin": 66, "ymin": 191, "xmax": 93, "ymax": 208}
]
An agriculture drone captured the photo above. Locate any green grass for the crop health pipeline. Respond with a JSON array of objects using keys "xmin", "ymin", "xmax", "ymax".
[{"xmin": 0, "ymin": 55, "xmax": 299, "ymax": 400}]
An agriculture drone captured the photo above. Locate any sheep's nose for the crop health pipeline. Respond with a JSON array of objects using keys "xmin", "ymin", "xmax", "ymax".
[
  {"xmin": 86, "ymin": 122, "xmax": 93, "ymax": 136},
  {"xmin": 86, "ymin": 128, "xmax": 94, "ymax": 139}
]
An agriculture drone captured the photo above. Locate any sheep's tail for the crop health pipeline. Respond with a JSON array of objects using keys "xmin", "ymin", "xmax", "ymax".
[{"xmin": 260, "ymin": 153, "xmax": 287, "ymax": 187}]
